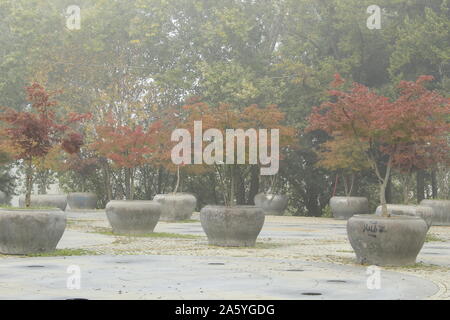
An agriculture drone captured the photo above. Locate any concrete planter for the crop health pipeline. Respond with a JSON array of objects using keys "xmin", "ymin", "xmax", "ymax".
[
  {"xmin": 347, "ymin": 215, "xmax": 428, "ymax": 266},
  {"xmin": 0, "ymin": 208, "xmax": 67, "ymax": 255},
  {"xmin": 105, "ymin": 200, "xmax": 161, "ymax": 235},
  {"xmin": 19, "ymin": 194, "xmax": 67, "ymax": 211},
  {"xmin": 254, "ymin": 193, "xmax": 288, "ymax": 216},
  {"xmin": 153, "ymin": 193, "xmax": 197, "ymax": 221},
  {"xmin": 375, "ymin": 204, "xmax": 434, "ymax": 229},
  {"xmin": 0, "ymin": 191, "xmax": 7, "ymax": 205},
  {"xmin": 200, "ymin": 205, "xmax": 265, "ymax": 247},
  {"xmin": 420, "ymin": 200, "xmax": 450, "ymax": 226},
  {"xmin": 330, "ymin": 196, "xmax": 369, "ymax": 220},
  {"xmin": 67, "ymin": 193, "xmax": 98, "ymax": 210}
]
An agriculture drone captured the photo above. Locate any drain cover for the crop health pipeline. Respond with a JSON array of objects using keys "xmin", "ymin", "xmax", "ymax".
[
  {"xmin": 302, "ymin": 292, "xmax": 322, "ymax": 296},
  {"xmin": 26, "ymin": 265, "xmax": 45, "ymax": 268},
  {"xmin": 286, "ymin": 269, "xmax": 304, "ymax": 272},
  {"xmin": 208, "ymin": 263, "xmax": 225, "ymax": 265},
  {"xmin": 327, "ymin": 280, "xmax": 347, "ymax": 283}
]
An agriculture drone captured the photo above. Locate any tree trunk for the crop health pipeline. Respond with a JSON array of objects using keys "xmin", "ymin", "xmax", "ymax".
[
  {"xmin": 25, "ymin": 158, "xmax": 33, "ymax": 208},
  {"xmin": 385, "ymin": 176, "xmax": 393, "ymax": 204},
  {"xmin": 431, "ymin": 169, "xmax": 438, "ymax": 199},
  {"xmin": 379, "ymin": 181, "xmax": 388, "ymax": 216},
  {"xmin": 402, "ymin": 174, "xmax": 410, "ymax": 204},
  {"xmin": 103, "ymin": 161, "xmax": 113, "ymax": 201},
  {"xmin": 234, "ymin": 166, "xmax": 246, "ymax": 205},
  {"xmin": 248, "ymin": 165, "xmax": 260, "ymax": 205},
  {"xmin": 174, "ymin": 166, "xmax": 180, "ymax": 194},
  {"xmin": 156, "ymin": 166, "xmax": 163, "ymax": 194},
  {"xmin": 417, "ymin": 170, "xmax": 425, "ymax": 203}
]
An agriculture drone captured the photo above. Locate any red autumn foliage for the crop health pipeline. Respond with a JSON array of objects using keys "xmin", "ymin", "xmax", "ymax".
[
  {"xmin": 0, "ymin": 83, "xmax": 91, "ymax": 161},
  {"xmin": 307, "ymin": 75, "xmax": 450, "ymax": 214},
  {"xmin": 91, "ymin": 113, "xmax": 162, "ymax": 169},
  {"xmin": 0, "ymin": 83, "xmax": 91, "ymax": 207}
]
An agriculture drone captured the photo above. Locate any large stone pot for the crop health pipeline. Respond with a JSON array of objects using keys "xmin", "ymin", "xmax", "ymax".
[
  {"xmin": 105, "ymin": 200, "xmax": 161, "ymax": 235},
  {"xmin": 420, "ymin": 200, "xmax": 450, "ymax": 226},
  {"xmin": 330, "ymin": 196, "xmax": 369, "ymax": 220},
  {"xmin": 0, "ymin": 208, "xmax": 67, "ymax": 255},
  {"xmin": 375, "ymin": 204, "xmax": 434, "ymax": 229},
  {"xmin": 254, "ymin": 193, "xmax": 288, "ymax": 216},
  {"xmin": 347, "ymin": 215, "xmax": 428, "ymax": 266},
  {"xmin": 153, "ymin": 193, "xmax": 197, "ymax": 221},
  {"xmin": 67, "ymin": 192, "xmax": 98, "ymax": 210},
  {"xmin": 19, "ymin": 194, "xmax": 67, "ymax": 211},
  {"xmin": 200, "ymin": 205, "xmax": 265, "ymax": 247},
  {"xmin": 0, "ymin": 191, "xmax": 7, "ymax": 205}
]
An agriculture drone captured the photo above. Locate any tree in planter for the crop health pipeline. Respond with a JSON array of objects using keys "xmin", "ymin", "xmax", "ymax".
[
  {"xmin": 91, "ymin": 113, "xmax": 161, "ymax": 200},
  {"xmin": 307, "ymin": 74, "xmax": 450, "ymax": 216},
  {"xmin": 180, "ymin": 100, "xmax": 296, "ymax": 206},
  {"xmin": 315, "ymin": 134, "xmax": 371, "ymax": 197},
  {"xmin": 0, "ymin": 83, "xmax": 91, "ymax": 207},
  {"xmin": 313, "ymin": 134, "xmax": 372, "ymax": 220},
  {"xmin": 177, "ymin": 100, "xmax": 295, "ymax": 246}
]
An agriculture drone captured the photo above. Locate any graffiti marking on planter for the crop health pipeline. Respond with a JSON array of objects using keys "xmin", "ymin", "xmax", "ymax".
[{"xmin": 363, "ymin": 222, "xmax": 386, "ymax": 238}]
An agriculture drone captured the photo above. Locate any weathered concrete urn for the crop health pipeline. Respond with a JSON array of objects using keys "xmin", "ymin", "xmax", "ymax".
[
  {"xmin": 254, "ymin": 193, "xmax": 288, "ymax": 216},
  {"xmin": 153, "ymin": 193, "xmax": 197, "ymax": 221},
  {"xmin": 0, "ymin": 208, "xmax": 67, "ymax": 255},
  {"xmin": 420, "ymin": 200, "xmax": 450, "ymax": 226},
  {"xmin": 347, "ymin": 215, "xmax": 428, "ymax": 266},
  {"xmin": 375, "ymin": 204, "xmax": 434, "ymax": 229},
  {"xmin": 19, "ymin": 194, "xmax": 67, "ymax": 211},
  {"xmin": 200, "ymin": 205, "xmax": 265, "ymax": 247},
  {"xmin": 0, "ymin": 191, "xmax": 7, "ymax": 205},
  {"xmin": 105, "ymin": 200, "xmax": 161, "ymax": 235},
  {"xmin": 330, "ymin": 196, "xmax": 369, "ymax": 220},
  {"xmin": 67, "ymin": 192, "xmax": 97, "ymax": 210}
]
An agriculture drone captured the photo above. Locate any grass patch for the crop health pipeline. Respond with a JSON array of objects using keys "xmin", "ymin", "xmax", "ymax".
[
  {"xmin": 425, "ymin": 233, "xmax": 446, "ymax": 242},
  {"xmin": 384, "ymin": 262, "xmax": 449, "ymax": 272},
  {"xmin": 210, "ymin": 242, "xmax": 284, "ymax": 249},
  {"xmin": 0, "ymin": 206, "xmax": 58, "ymax": 210},
  {"xmin": 92, "ymin": 227, "xmax": 200, "ymax": 239},
  {"xmin": 25, "ymin": 248, "xmax": 97, "ymax": 257},
  {"xmin": 164, "ymin": 219, "xmax": 199, "ymax": 224},
  {"xmin": 336, "ymin": 250, "xmax": 354, "ymax": 253}
]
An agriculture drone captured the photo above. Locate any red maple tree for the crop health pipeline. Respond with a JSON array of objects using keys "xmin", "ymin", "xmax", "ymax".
[
  {"xmin": 91, "ymin": 113, "xmax": 162, "ymax": 200},
  {"xmin": 0, "ymin": 83, "xmax": 92, "ymax": 207},
  {"xmin": 307, "ymin": 75, "xmax": 450, "ymax": 215}
]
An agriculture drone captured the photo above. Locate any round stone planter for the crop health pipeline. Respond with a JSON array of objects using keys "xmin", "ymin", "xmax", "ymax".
[
  {"xmin": 153, "ymin": 193, "xmax": 197, "ymax": 221},
  {"xmin": 330, "ymin": 196, "xmax": 369, "ymax": 220},
  {"xmin": 105, "ymin": 200, "xmax": 161, "ymax": 235},
  {"xmin": 347, "ymin": 215, "xmax": 428, "ymax": 266},
  {"xmin": 0, "ymin": 191, "xmax": 7, "ymax": 205},
  {"xmin": 67, "ymin": 192, "xmax": 98, "ymax": 210},
  {"xmin": 0, "ymin": 208, "xmax": 67, "ymax": 255},
  {"xmin": 200, "ymin": 205, "xmax": 265, "ymax": 247},
  {"xmin": 375, "ymin": 204, "xmax": 434, "ymax": 229},
  {"xmin": 19, "ymin": 194, "xmax": 67, "ymax": 211},
  {"xmin": 254, "ymin": 193, "xmax": 288, "ymax": 216},
  {"xmin": 420, "ymin": 200, "xmax": 450, "ymax": 226}
]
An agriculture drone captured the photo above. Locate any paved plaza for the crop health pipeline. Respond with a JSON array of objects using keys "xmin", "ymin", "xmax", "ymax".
[{"xmin": 0, "ymin": 211, "xmax": 449, "ymax": 300}]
